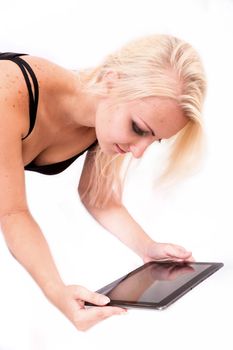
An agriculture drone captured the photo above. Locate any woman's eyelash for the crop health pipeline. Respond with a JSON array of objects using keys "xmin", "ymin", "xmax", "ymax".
[{"xmin": 132, "ymin": 121, "xmax": 148, "ymax": 136}]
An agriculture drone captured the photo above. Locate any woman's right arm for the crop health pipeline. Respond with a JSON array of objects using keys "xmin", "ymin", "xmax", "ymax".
[{"xmin": 0, "ymin": 91, "xmax": 125, "ymax": 331}]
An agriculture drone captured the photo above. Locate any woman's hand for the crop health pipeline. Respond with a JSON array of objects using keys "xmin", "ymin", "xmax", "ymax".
[
  {"xmin": 47, "ymin": 284, "xmax": 126, "ymax": 331},
  {"xmin": 143, "ymin": 241, "xmax": 194, "ymax": 263}
]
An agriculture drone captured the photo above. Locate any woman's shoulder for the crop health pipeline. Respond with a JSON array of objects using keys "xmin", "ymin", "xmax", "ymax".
[
  {"xmin": 0, "ymin": 53, "xmax": 73, "ymax": 93},
  {"xmin": 23, "ymin": 54, "xmax": 70, "ymax": 75},
  {"xmin": 0, "ymin": 53, "xmax": 77, "ymax": 140},
  {"xmin": 22, "ymin": 55, "xmax": 75, "ymax": 91},
  {"xmin": 0, "ymin": 59, "xmax": 30, "ymax": 140},
  {"xmin": 0, "ymin": 54, "xmax": 62, "ymax": 137}
]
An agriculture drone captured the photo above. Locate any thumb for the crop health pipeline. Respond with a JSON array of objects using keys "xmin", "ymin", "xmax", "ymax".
[{"xmin": 73, "ymin": 285, "xmax": 110, "ymax": 306}]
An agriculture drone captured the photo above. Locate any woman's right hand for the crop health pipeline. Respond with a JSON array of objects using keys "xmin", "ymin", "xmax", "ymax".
[{"xmin": 47, "ymin": 284, "xmax": 127, "ymax": 331}]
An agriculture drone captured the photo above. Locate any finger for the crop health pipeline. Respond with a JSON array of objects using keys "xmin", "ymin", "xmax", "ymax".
[
  {"xmin": 168, "ymin": 254, "xmax": 195, "ymax": 263},
  {"xmin": 78, "ymin": 306, "xmax": 127, "ymax": 330},
  {"xmin": 73, "ymin": 286, "xmax": 110, "ymax": 306},
  {"xmin": 184, "ymin": 255, "xmax": 195, "ymax": 262},
  {"xmin": 174, "ymin": 250, "xmax": 195, "ymax": 262},
  {"xmin": 166, "ymin": 245, "xmax": 193, "ymax": 260}
]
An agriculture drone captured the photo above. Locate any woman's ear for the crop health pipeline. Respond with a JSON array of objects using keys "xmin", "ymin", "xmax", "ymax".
[{"xmin": 102, "ymin": 70, "xmax": 120, "ymax": 92}]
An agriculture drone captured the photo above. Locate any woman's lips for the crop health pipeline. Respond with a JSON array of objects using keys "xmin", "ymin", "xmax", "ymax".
[{"xmin": 115, "ymin": 144, "xmax": 127, "ymax": 154}]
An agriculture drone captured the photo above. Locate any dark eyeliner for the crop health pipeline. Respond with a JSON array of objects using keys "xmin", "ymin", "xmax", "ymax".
[{"xmin": 132, "ymin": 121, "xmax": 148, "ymax": 136}]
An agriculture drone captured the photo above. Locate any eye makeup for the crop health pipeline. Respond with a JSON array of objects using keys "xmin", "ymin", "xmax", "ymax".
[
  {"xmin": 132, "ymin": 121, "xmax": 149, "ymax": 137},
  {"xmin": 132, "ymin": 121, "xmax": 162, "ymax": 142}
]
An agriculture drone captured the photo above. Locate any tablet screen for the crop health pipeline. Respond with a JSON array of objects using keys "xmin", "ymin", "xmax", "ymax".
[{"xmin": 95, "ymin": 261, "xmax": 223, "ymax": 309}]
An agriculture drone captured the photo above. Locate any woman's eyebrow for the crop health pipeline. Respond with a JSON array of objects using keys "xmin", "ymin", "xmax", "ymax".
[{"xmin": 141, "ymin": 120, "xmax": 155, "ymax": 136}]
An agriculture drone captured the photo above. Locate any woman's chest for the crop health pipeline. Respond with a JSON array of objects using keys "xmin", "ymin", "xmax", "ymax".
[{"xmin": 22, "ymin": 119, "xmax": 96, "ymax": 166}]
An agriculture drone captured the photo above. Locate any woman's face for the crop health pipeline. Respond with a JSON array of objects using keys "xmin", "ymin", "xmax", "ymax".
[{"xmin": 95, "ymin": 96, "xmax": 188, "ymax": 158}]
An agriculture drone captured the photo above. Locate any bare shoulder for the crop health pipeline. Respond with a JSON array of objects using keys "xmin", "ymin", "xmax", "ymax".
[
  {"xmin": 0, "ymin": 54, "xmax": 72, "ymax": 137},
  {"xmin": 0, "ymin": 54, "xmax": 73, "ymax": 96},
  {"xmin": 21, "ymin": 55, "xmax": 74, "ymax": 87},
  {"xmin": 0, "ymin": 88, "xmax": 28, "ymax": 216},
  {"xmin": 0, "ymin": 59, "xmax": 29, "ymax": 139}
]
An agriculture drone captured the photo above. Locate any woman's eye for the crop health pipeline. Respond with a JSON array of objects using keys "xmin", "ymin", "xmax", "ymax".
[{"xmin": 132, "ymin": 121, "xmax": 148, "ymax": 136}]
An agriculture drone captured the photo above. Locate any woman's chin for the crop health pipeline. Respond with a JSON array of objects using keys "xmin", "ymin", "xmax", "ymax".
[{"xmin": 99, "ymin": 145, "xmax": 116, "ymax": 155}]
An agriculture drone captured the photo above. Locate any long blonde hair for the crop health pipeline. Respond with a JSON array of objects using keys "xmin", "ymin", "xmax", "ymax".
[{"xmin": 79, "ymin": 34, "xmax": 206, "ymax": 208}]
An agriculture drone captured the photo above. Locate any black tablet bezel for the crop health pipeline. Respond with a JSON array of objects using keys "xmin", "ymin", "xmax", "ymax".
[{"xmin": 88, "ymin": 261, "xmax": 223, "ymax": 310}]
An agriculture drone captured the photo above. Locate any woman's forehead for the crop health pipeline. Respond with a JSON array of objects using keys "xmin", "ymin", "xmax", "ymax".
[
  {"xmin": 129, "ymin": 97, "xmax": 181, "ymax": 119},
  {"xmin": 139, "ymin": 96, "xmax": 179, "ymax": 111},
  {"xmin": 132, "ymin": 97, "xmax": 187, "ymax": 139}
]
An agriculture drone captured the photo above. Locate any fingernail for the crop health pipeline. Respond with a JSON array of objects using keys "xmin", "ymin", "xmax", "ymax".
[
  {"xmin": 101, "ymin": 295, "xmax": 110, "ymax": 304},
  {"xmin": 119, "ymin": 310, "xmax": 127, "ymax": 315}
]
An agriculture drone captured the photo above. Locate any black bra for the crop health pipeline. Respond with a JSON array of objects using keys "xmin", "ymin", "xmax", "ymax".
[{"xmin": 0, "ymin": 52, "xmax": 98, "ymax": 175}]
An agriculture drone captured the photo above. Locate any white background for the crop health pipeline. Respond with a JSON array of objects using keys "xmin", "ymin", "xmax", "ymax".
[{"xmin": 0, "ymin": 0, "xmax": 233, "ymax": 349}]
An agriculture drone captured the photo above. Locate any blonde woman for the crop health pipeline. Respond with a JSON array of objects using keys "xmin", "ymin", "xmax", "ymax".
[{"xmin": 0, "ymin": 34, "xmax": 206, "ymax": 331}]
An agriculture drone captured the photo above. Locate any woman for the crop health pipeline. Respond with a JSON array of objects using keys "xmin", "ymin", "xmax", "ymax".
[{"xmin": 0, "ymin": 34, "xmax": 206, "ymax": 331}]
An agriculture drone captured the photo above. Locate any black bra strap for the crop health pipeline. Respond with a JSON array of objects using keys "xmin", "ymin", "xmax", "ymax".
[{"xmin": 10, "ymin": 55, "xmax": 39, "ymax": 140}]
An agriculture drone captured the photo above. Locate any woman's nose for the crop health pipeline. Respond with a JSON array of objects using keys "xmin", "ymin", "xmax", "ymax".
[{"xmin": 129, "ymin": 140, "xmax": 149, "ymax": 158}]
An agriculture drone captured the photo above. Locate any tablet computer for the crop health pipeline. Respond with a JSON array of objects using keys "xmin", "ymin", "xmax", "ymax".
[{"xmin": 87, "ymin": 261, "xmax": 223, "ymax": 309}]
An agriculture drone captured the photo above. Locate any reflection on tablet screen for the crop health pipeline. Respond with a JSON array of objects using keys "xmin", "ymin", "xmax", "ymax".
[{"xmin": 107, "ymin": 263, "xmax": 211, "ymax": 303}]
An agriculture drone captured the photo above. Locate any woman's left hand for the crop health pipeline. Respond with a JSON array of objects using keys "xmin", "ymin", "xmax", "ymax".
[{"xmin": 143, "ymin": 241, "xmax": 194, "ymax": 263}]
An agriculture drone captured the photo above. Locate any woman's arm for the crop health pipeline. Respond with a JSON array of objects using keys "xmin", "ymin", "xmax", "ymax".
[
  {"xmin": 0, "ymin": 100, "xmax": 64, "ymax": 299},
  {"xmin": 1, "ymin": 210, "xmax": 125, "ymax": 330},
  {"xmin": 80, "ymin": 200, "xmax": 193, "ymax": 263},
  {"xmin": 79, "ymin": 200, "xmax": 153, "ymax": 259},
  {"xmin": 79, "ymin": 151, "xmax": 193, "ymax": 263},
  {"xmin": 0, "ymin": 89, "xmax": 124, "ymax": 331}
]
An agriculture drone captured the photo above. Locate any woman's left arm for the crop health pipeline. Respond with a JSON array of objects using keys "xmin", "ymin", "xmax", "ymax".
[
  {"xmin": 78, "ymin": 150, "xmax": 193, "ymax": 263},
  {"xmin": 82, "ymin": 200, "xmax": 152, "ymax": 259},
  {"xmin": 81, "ymin": 202, "xmax": 193, "ymax": 263}
]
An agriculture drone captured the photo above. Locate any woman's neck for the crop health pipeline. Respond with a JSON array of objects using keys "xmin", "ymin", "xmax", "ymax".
[{"xmin": 61, "ymin": 71, "xmax": 99, "ymax": 129}]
